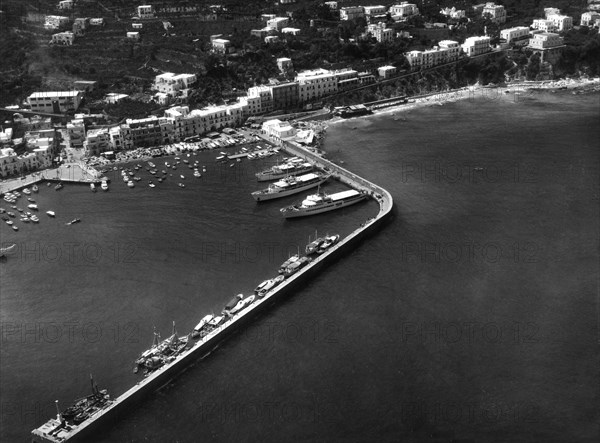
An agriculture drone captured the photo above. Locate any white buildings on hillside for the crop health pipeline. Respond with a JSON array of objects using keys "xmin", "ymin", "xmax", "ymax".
[
  {"xmin": 482, "ymin": 3, "xmax": 506, "ymax": 24},
  {"xmin": 528, "ymin": 32, "xmax": 564, "ymax": 49},
  {"xmin": 533, "ymin": 9, "xmax": 573, "ymax": 32},
  {"xmin": 267, "ymin": 17, "xmax": 289, "ymax": 30},
  {"xmin": 367, "ymin": 22, "xmax": 394, "ymax": 43},
  {"xmin": 406, "ymin": 40, "xmax": 460, "ymax": 69},
  {"xmin": 581, "ymin": 11, "xmax": 600, "ymax": 26},
  {"xmin": 340, "ymin": 6, "xmax": 365, "ymax": 21},
  {"xmin": 378, "ymin": 65, "xmax": 397, "ymax": 78},
  {"xmin": 296, "ymin": 69, "xmax": 338, "ymax": 103},
  {"xmin": 389, "ymin": 3, "xmax": 419, "ymax": 19},
  {"xmin": 212, "ymin": 38, "xmax": 231, "ymax": 53},
  {"xmin": 51, "ymin": 31, "xmax": 75, "ymax": 45},
  {"xmin": 137, "ymin": 5, "xmax": 154, "ymax": 19},
  {"xmin": 500, "ymin": 26, "xmax": 530, "ymax": 44},
  {"xmin": 44, "ymin": 15, "xmax": 70, "ymax": 30},
  {"xmin": 462, "ymin": 36, "xmax": 491, "ymax": 56},
  {"xmin": 27, "ymin": 91, "xmax": 83, "ymax": 114},
  {"xmin": 153, "ymin": 73, "xmax": 197, "ymax": 97}
]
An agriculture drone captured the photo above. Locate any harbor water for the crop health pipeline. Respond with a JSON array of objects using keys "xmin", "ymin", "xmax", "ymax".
[{"xmin": 1, "ymin": 89, "xmax": 598, "ymax": 442}]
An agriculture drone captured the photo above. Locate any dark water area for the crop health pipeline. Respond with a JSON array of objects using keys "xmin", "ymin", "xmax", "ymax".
[{"xmin": 1, "ymin": 90, "xmax": 598, "ymax": 442}]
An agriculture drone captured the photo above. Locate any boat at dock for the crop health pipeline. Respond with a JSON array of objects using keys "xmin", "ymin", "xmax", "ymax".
[
  {"xmin": 255, "ymin": 160, "xmax": 313, "ymax": 182},
  {"xmin": 317, "ymin": 234, "xmax": 340, "ymax": 254},
  {"xmin": 133, "ymin": 324, "xmax": 190, "ymax": 375},
  {"xmin": 191, "ymin": 315, "xmax": 214, "ymax": 339},
  {"xmin": 100, "ymin": 181, "xmax": 108, "ymax": 192},
  {"xmin": 251, "ymin": 172, "xmax": 330, "ymax": 202},
  {"xmin": 305, "ymin": 233, "xmax": 325, "ymax": 255},
  {"xmin": 90, "ymin": 183, "xmax": 96, "ymax": 192},
  {"xmin": 282, "ymin": 256, "xmax": 311, "ymax": 277},
  {"xmin": 254, "ymin": 275, "xmax": 285, "ymax": 297},
  {"xmin": 280, "ymin": 189, "xmax": 368, "ymax": 218},
  {"xmin": 28, "ymin": 204, "xmax": 38, "ymax": 210},
  {"xmin": 55, "ymin": 183, "xmax": 63, "ymax": 191},
  {"xmin": 278, "ymin": 254, "xmax": 299, "ymax": 274}
]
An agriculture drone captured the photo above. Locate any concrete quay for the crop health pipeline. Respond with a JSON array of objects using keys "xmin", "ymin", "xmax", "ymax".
[{"xmin": 0, "ymin": 162, "xmax": 102, "ymax": 195}]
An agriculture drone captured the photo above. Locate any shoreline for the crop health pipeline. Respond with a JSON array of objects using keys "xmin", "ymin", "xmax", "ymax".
[{"xmin": 327, "ymin": 76, "xmax": 600, "ymax": 124}]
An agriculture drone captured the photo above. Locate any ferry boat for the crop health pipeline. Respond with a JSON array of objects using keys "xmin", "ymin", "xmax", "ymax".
[
  {"xmin": 255, "ymin": 161, "xmax": 313, "ymax": 182},
  {"xmin": 251, "ymin": 172, "xmax": 329, "ymax": 202},
  {"xmin": 280, "ymin": 189, "xmax": 368, "ymax": 218},
  {"xmin": 31, "ymin": 376, "xmax": 112, "ymax": 443}
]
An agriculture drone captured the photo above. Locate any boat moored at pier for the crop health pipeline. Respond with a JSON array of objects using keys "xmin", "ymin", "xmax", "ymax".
[
  {"xmin": 255, "ymin": 159, "xmax": 313, "ymax": 182},
  {"xmin": 252, "ymin": 172, "xmax": 329, "ymax": 202},
  {"xmin": 280, "ymin": 189, "xmax": 368, "ymax": 218}
]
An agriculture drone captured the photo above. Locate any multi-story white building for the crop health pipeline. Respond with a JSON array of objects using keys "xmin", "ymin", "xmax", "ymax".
[
  {"xmin": 137, "ymin": 5, "xmax": 154, "ymax": 19},
  {"xmin": 153, "ymin": 73, "xmax": 197, "ymax": 96},
  {"xmin": 0, "ymin": 147, "xmax": 52, "ymax": 178},
  {"xmin": 482, "ymin": 3, "xmax": 506, "ymax": 24},
  {"xmin": 267, "ymin": 17, "xmax": 289, "ymax": 30},
  {"xmin": 377, "ymin": 65, "xmax": 397, "ymax": 78},
  {"xmin": 406, "ymin": 40, "xmax": 460, "ymax": 69},
  {"xmin": 89, "ymin": 18, "xmax": 104, "ymax": 26},
  {"xmin": 262, "ymin": 119, "xmax": 296, "ymax": 143},
  {"xmin": 500, "ymin": 26, "xmax": 530, "ymax": 44},
  {"xmin": 528, "ymin": 32, "xmax": 564, "ymax": 49},
  {"xmin": 248, "ymin": 85, "xmax": 274, "ymax": 113},
  {"xmin": 296, "ymin": 69, "xmax": 338, "ymax": 103},
  {"xmin": 532, "ymin": 19, "xmax": 556, "ymax": 32},
  {"xmin": 364, "ymin": 5, "xmax": 387, "ymax": 18},
  {"xmin": 265, "ymin": 35, "xmax": 280, "ymax": 44},
  {"xmin": 389, "ymin": 3, "xmax": 419, "ymax": 18},
  {"xmin": 461, "ymin": 36, "xmax": 491, "ymax": 56},
  {"xmin": 547, "ymin": 14, "xmax": 573, "ymax": 31},
  {"xmin": 239, "ymin": 95, "xmax": 262, "ymax": 116},
  {"xmin": 127, "ymin": 31, "xmax": 140, "ymax": 39},
  {"xmin": 66, "ymin": 119, "xmax": 85, "ymax": 148},
  {"xmin": 84, "ymin": 129, "xmax": 112, "ymax": 156},
  {"xmin": 211, "ymin": 38, "xmax": 231, "ymax": 53},
  {"xmin": 325, "ymin": 1, "xmax": 338, "ymax": 10},
  {"xmin": 44, "ymin": 15, "xmax": 70, "ymax": 30},
  {"xmin": 27, "ymin": 91, "xmax": 83, "ymax": 114},
  {"xmin": 51, "ymin": 31, "xmax": 74, "ymax": 45},
  {"xmin": 367, "ymin": 22, "xmax": 394, "ymax": 43},
  {"xmin": 581, "ymin": 12, "xmax": 600, "ymax": 26},
  {"xmin": 277, "ymin": 57, "xmax": 294, "ymax": 74},
  {"xmin": 340, "ymin": 6, "xmax": 365, "ymax": 21},
  {"xmin": 334, "ymin": 69, "xmax": 359, "ymax": 89}
]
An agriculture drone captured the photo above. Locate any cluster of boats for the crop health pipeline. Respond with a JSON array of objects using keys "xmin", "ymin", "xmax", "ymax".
[
  {"xmin": 1, "ymin": 186, "xmax": 58, "ymax": 231},
  {"xmin": 132, "ymin": 232, "xmax": 340, "ymax": 377},
  {"xmin": 252, "ymin": 157, "xmax": 368, "ymax": 218},
  {"xmin": 107, "ymin": 157, "xmax": 206, "ymax": 190}
]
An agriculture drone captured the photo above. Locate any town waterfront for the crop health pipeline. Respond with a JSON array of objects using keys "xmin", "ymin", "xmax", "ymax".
[{"xmin": 1, "ymin": 89, "xmax": 598, "ymax": 442}]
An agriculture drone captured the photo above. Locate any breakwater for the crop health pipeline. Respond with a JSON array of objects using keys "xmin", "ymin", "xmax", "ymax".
[{"xmin": 31, "ymin": 145, "xmax": 393, "ymax": 443}]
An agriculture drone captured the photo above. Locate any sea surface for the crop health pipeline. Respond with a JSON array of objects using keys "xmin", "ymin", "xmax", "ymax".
[{"xmin": 1, "ymin": 89, "xmax": 598, "ymax": 442}]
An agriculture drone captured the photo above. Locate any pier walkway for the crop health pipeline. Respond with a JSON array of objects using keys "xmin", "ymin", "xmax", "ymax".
[{"xmin": 0, "ymin": 162, "xmax": 102, "ymax": 195}]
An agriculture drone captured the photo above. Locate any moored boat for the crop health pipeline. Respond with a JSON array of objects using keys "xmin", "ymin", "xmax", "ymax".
[
  {"xmin": 317, "ymin": 234, "xmax": 340, "ymax": 254},
  {"xmin": 255, "ymin": 160, "xmax": 313, "ymax": 182},
  {"xmin": 46, "ymin": 211, "xmax": 56, "ymax": 217},
  {"xmin": 252, "ymin": 172, "xmax": 330, "ymax": 202},
  {"xmin": 0, "ymin": 243, "xmax": 17, "ymax": 257},
  {"xmin": 100, "ymin": 181, "xmax": 108, "ymax": 191},
  {"xmin": 280, "ymin": 189, "xmax": 368, "ymax": 218}
]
